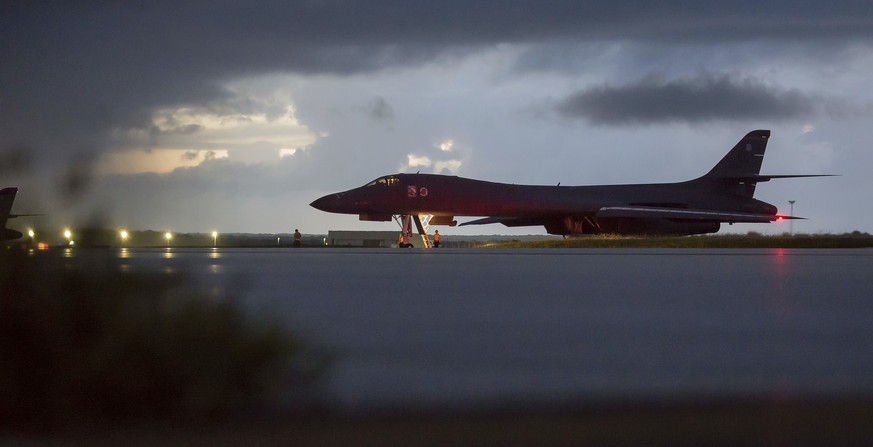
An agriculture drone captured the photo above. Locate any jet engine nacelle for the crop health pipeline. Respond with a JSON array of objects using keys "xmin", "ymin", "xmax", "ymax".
[
  {"xmin": 429, "ymin": 215, "xmax": 458, "ymax": 226},
  {"xmin": 544, "ymin": 217, "xmax": 598, "ymax": 236},
  {"xmin": 598, "ymin": 218, "xmax": 720, "ymax": 236},
  {"xmin": 545, "ymin": 217, "xmax": 720, "ymax": 236},
  {"xmin": 1, "ymin": 228, "xmax": 23, "ymax": 241}
]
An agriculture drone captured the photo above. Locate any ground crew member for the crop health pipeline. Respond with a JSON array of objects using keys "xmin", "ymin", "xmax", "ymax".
[
  {"xmin": 433, "ymin": 230, "xmax": 441, "ymax": 248},
  {"xmin": 294, "ymin": 229, "xmax": 301, "ymax": 247}
]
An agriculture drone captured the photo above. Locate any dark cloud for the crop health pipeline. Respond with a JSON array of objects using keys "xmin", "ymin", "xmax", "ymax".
[
  {"xmin": 57, "ymin": 155, "xmax": 96, "ymax": 200},
  {"xmin": 181, "ymin": 151, "xmax": 200, "ymax": 162},
  {"xmin": 175, "ymin": 124, "xmax": 205, "ymax": 136},
  {"xmin": 0, "ymin": 146, "xmax": 33, "ymax": 175},
  {"xmin": 3, "ymin": 1, "xmax": 870, "ymax": 157},
  {"xmin": 366, "ymin": 97, "xmax": 395, "ymax": 121},
  {"xmin": 556, "ymin": 74, "xmax": 819, "ymax": 125}
]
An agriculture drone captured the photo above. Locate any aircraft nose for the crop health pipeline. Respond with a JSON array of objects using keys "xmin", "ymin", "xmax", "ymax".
[{"xmin": 310, "ymin": 193, "xmax": 342, "ymax": 212}]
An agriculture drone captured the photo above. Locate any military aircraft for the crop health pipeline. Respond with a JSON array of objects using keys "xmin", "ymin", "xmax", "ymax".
[
  {"xmin": 311, "ymin": 130, "xmax": 831, "ymax": 239},
  {"xmin": 1, "ymin": 187, "xmax": 35, "ymax": 241}
]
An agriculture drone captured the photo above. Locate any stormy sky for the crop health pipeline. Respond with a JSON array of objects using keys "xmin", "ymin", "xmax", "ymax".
[{"xmin": 2, "ymin": 1, "xmax": 872, "ymax": 235}]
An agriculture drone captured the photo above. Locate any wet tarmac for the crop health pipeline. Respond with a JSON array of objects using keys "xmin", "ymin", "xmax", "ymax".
[{"xmin": 58, "ymin": 247, "xmax": 873, "ymax": 410}]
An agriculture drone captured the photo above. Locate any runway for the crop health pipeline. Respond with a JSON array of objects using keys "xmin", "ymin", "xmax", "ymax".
[{"xmin": 60, "ymin": 247, "xmax": 873, "ymax": 410}]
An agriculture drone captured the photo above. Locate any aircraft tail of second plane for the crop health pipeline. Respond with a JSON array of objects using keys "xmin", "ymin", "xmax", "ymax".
[
  {"xmin": 0, "ymin": 187, "xmax": 17, "ymax": 229},
  {"xmin": 1, "ymin": 187, "xmax": 24, "ymax": 241}
]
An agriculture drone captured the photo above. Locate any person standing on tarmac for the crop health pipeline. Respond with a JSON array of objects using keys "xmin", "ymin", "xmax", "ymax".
[
  {"xmin": 433, "ymin": 230, "xmax": 441, "ymax": 248},
  {"xmin": 293, "ymin": 229, "xmax": 302, "ymax": 247}
]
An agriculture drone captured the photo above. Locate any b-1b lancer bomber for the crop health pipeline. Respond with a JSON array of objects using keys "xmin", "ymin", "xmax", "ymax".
[{"xmin": 311, "ymin": 130, "xmax": 831, "ymax": 243}]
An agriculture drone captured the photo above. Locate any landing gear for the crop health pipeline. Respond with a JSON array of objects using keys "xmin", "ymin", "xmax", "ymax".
[{"xmin": 394, "ymin": 214, "xmax": 433, "ymax": 248}]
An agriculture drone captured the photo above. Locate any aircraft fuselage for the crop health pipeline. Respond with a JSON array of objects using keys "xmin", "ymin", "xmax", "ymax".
[
  {"xmin": 312, "ymin": 174, "xmax": 776, "ymax": 219},
  {"xmin": 311, "ymin": 130, "xmax": 825, "ymax": 236}
]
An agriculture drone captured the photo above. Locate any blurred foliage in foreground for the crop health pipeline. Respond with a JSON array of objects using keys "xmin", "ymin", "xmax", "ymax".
[
  {"xmin": 484, "ymin": 232, "xmax": 873, "ymax": 249},
  {"xmin": 0, "ymin": 250, "xmax": 322, "ymax": 431}
]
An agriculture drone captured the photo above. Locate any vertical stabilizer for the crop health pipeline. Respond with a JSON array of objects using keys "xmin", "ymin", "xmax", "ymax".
[
  {"xmin": 0, "ymin": 187, "xmax": 18, "ymax": 229},
  {"xmin": 700, "ymin": 130, "xmax": 770, "ymax": 197}
]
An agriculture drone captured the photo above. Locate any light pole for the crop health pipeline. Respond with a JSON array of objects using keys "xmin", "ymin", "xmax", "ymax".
[
  {"xmin": 63, "ymin": 228, "xmax": 73, "ymax": 246},
  {"xmin": 212, "ymin": 231, "xmax": 218, "ymax": 247},
  {"xmin": 788, "ymin": 200, "xmax": 796, "ymax": 235},
  {"xmin": 165, "ymin": 232, "xmax": 173, "ymax": 247},
  {"xmin": 119, "ymin": 229, "xmax": 128, "ymax": 247}
]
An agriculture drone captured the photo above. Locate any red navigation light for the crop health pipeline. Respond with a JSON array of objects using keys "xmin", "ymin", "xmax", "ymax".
[{"xmin": 776, "ymin": 216, "xmax": 784, "ymax": 221}]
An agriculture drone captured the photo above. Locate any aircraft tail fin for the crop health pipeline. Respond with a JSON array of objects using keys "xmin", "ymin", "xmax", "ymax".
[
  {"xmin": 698, "ymin": 130, "xmax": 770, "ymax": 198},
  {"xmin": 0, "ymin": 187, "xmax": 26, "ymax": 240},
  {"xmin": 0, "ymin": 187, "xmax": 17, "ymax": 229}
]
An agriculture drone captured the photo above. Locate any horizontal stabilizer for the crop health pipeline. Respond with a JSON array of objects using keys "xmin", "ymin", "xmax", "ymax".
[
  {"xmin": 723, "ymin": 174, "xmax": 838, "ymax": 183},
  {"xmin": 597, "ymin": 206, "xmax": 787, "ymax": 223},
  {"xmin": 775, "ymin": 215, "xmax": 805, "ymax": 220},
  {"xmin": 4, "ymin": 213, "xmax": 43, "ymax": 219}
]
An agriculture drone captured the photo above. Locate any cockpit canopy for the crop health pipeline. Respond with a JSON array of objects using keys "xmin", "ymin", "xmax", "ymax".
[{"xmin": 365, "ymin": 176, "xmax": 400, "ymax": 187}]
